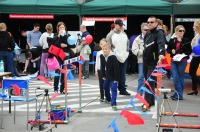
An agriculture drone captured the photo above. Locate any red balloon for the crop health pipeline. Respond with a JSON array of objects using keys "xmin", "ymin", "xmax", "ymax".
[{"xmin": 85, "ymin": 35, "xmax": 93, "ymax": 44}]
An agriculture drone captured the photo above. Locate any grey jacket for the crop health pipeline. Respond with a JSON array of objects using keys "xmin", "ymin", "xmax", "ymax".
[
  {"xmin": 76, "ymin": 44, "xmax": 91, "ymax": 60},
  {"xmin": 106, "ymin": 29, "xmax": 129, "ymax": 63},
  {"xmin": 132, "ymin": 34, "xmax": 144, "ymax": 63}
]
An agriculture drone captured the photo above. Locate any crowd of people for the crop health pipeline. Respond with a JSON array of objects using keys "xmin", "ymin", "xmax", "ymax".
[
  {"xmin": 95, "ymin": 17, "xmax": 200, "ymax": 111},
  {"xmin": 0, "ymin": 16, "xmax": 200, "ymax": 111},
  {"xmin": 0, "ymin": 22, "xmax": 90, "ymax": 94}
]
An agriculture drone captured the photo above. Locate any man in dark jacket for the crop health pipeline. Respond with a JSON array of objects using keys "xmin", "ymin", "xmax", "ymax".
[
  {"xmin": 23, "ymin": 46, "xmax": 42, "ymax": 74},
  {"xmin": 142, "ymin": 16, "xmax": 165, "ymax": 112},
  {"xmin": 0, "ymin": 22, "xmax": 15, "ymax": 76}
]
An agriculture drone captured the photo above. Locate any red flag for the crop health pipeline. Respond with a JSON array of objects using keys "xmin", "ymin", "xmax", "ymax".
[
  {"xmin": 156, "ymin": 64, "xmax": 170, "ymax": 69},
  {"xmin": 120, "ymin": 110, "xmax": 144, "ymax": 125},
  {"xmin": 69, "ymin": 63, "xmax": 76, "ymax": 69},
  {"xmin": 58, "ymin": 68, "xmax": 67, "ymax": 73},
  {"xmin": 145, "ymin": 81, "xmax": 155, "ymax": 94},
  {"xmin": 135, "ymin": 93, "xmax": 149, "ymax": 109},
  {"xmin": 10, "ymin": 84, "xmax": 20, "ymax": 96},
  {"xmin": 157, "ymin": 58, "xmax": 171, "ymax": 70},
  {"xmin": 151, "ymin": 72, "xmax": 162, "ymax": 77},
  {"xmin": 37, "ymin": 75, "xmax": 52, "ymax": 86},
  {"xmin": 50, "ymin": 92, "xmax": 59, "ymax": 100}
]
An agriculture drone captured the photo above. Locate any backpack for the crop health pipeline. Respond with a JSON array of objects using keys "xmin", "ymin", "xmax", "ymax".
[
  {"xmin": 8, "ymin": 32, "xmax": 15, "ymax": 51},
  {"xmin": 14, "ymin": 43, "xmax": 21, "ymax": 55}
]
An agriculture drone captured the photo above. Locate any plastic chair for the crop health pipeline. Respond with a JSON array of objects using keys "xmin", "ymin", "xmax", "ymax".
[
  {"xmin": 89, "ymin": 51, "xmax": 98, "ymax": 74},
  {"xmin": 1, "ymin": 79, "xmax": 37, "ymax": 130}
]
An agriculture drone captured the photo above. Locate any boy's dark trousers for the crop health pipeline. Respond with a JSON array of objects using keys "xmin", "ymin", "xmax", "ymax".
[
  {"xmin": 97, "ymin": 70, "xmax": 104, "ymax": 100},
  {"xmin": 103, "ymin": 79, "xmax": 118, "ymax": 106}
]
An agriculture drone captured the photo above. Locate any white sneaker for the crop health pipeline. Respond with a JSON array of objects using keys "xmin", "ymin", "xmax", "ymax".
[{"xmin": 82, "ymin": 76, "xmax": 86, "ymax": 79}]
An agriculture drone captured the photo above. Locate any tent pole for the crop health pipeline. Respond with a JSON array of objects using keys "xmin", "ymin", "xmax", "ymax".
[
  {"xmin": 79, "ymin": 3, "xmax": 82, "ymax": 27},
  {"xmin": 19, "ymin": 25, "xmax": 21, "ymax": 47},
  {"xmin": 170, "ymin": 15, "xmax": 174, "ymax": 35},
  {"xmin": 79, "ymin": 15, "xmax": 82, "ymax": 27}
]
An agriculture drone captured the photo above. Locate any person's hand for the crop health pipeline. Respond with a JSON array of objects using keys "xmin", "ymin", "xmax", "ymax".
[
  {"xmin": 58, "ymin": 30, "xmax": 63, "ymax": 37},
  {"xmin": 61, "ymin": 43, "xmax": 67, "ymax": 48},
  {"xmin": 81, "ymin": 40, "xmax": 86, "ymax": 46},
  {"xmin": 159, "ymin": 55, "xmax": 165, "ymax": 60},
  {"xmin": 95, "ymin": 71, "xmax": 98, "ymax": 77},
  {"xmin": 31, "ymin": 59, "xmax": 34, "ymax": 62},
  {"xmin": 157, "ymin": 59, "xmax": 162, "ymax": 65},
  {"xmin": 114, "ymin": 81, "xmax": 118, "ymax": 83},
  {"xmin": 23, "ymin": 69, "xmax": 27, "ymax": 73},
  {"xmin": 157, "ymin": 55, "xmax": 165, "ymax": 65},
  {"xmin": 102, "ymin": 77, "xmax": 106, "ymax": 80},
  {"xmin": 172, "ymin": 49, "xmax": 176, "ymax": 54}
]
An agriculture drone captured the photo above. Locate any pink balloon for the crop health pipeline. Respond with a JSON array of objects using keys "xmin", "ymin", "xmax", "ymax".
[{"xmin": 85, "ymin": 35, "xmax": 93, "ymax": 44}]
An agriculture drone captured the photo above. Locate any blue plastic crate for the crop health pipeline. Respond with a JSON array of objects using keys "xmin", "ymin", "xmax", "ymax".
[
  {"xmin": 2, "ymin": 79, "xmax": 28, "ymax": 90},
  {"xmin": 2, "ymin": 79, "xmax": 28, "ymax": 96}
]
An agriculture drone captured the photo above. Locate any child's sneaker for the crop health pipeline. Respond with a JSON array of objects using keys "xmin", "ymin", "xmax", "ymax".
[
  {"xmin": 99, "ymin": 98, "xmax": 104, "ymax": 102},
  {"xmin": 82, "ymin": 76, "xmax": 86, "ymax": 79},
  {"xmin": 104, "ymin": 100, "xmax": 110, "ymax": 104},
  {"xmin": 112, "ymin": 105, "xmax": 117, "ymax": 111}
]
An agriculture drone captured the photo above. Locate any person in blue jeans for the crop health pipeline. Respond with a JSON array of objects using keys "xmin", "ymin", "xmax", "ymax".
[
  {"xmin": 167, "ymin": 25, "xmax": 192, "ymax": 100},
  {"xmin": 106, "ymin": 19, "xmax": 130, "ymax": 96},
  {"xmin": 0, "ymin": 23, "xmax": 15, "ymax": 77},
  {"xmin": 100, "ymin": 42, "xmax": 119, "ymax": 111},
  {"xmin": 132, "ymin": 22, "xmax": 149, "ymax": 95}
]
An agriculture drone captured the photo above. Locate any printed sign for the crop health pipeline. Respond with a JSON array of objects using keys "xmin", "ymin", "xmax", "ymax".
[{"xmin": 9, "ymin": 14, "xmax": 54, "ymax": 19}]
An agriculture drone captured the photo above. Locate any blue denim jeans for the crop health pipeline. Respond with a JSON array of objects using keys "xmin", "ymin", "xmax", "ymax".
[
  {"xmin": 118, "ymin": 59, "xmax": 127, "ymax": 92},
  {"xmin": 0, "ymin": 51, "xmax": 14, "ymax": 76},
  {"xmin": 138, "ymin": 63, "xmax": 144, "ymax": 94},
  {"xmin": 103, "ymin": 79, "xmax": 118, "ymax": 106},
  {"xmin": 171, "ymin": 61, "xmax": 187, "ymax": 99}
]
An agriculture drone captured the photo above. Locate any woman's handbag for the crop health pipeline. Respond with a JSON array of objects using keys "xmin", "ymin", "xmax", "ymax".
[
  {"xmin": 46, "ymin": 56, "xmax": 60, "ymax": 71},
  {"xmin": 48, "ymin": 45, "xmax": 61, "ymax": 56}
]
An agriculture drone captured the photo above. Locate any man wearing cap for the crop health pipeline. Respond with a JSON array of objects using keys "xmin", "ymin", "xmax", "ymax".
[{"xmin": 106, "ymin": 19, "xmax": 130, "ymax": 96}]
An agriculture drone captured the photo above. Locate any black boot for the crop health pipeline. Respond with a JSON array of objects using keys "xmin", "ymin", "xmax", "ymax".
[{"xmin": 14, "ymin": 61, "xmax": 20, "ymax": 77}]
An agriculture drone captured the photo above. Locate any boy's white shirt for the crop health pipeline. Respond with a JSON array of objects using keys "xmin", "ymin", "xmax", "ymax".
[
  {"xmin": 95, "ymin": 50, "xmax": 103, "ymax": 71},
  {"xmin": 95, "ymin": 51, "xmax": 115, "ymax": 72}
]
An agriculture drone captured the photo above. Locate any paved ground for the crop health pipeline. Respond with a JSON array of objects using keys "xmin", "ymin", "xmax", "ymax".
[{"xmin": 0, "ymin": 74, "xmax": 200, "ymax": 132}]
